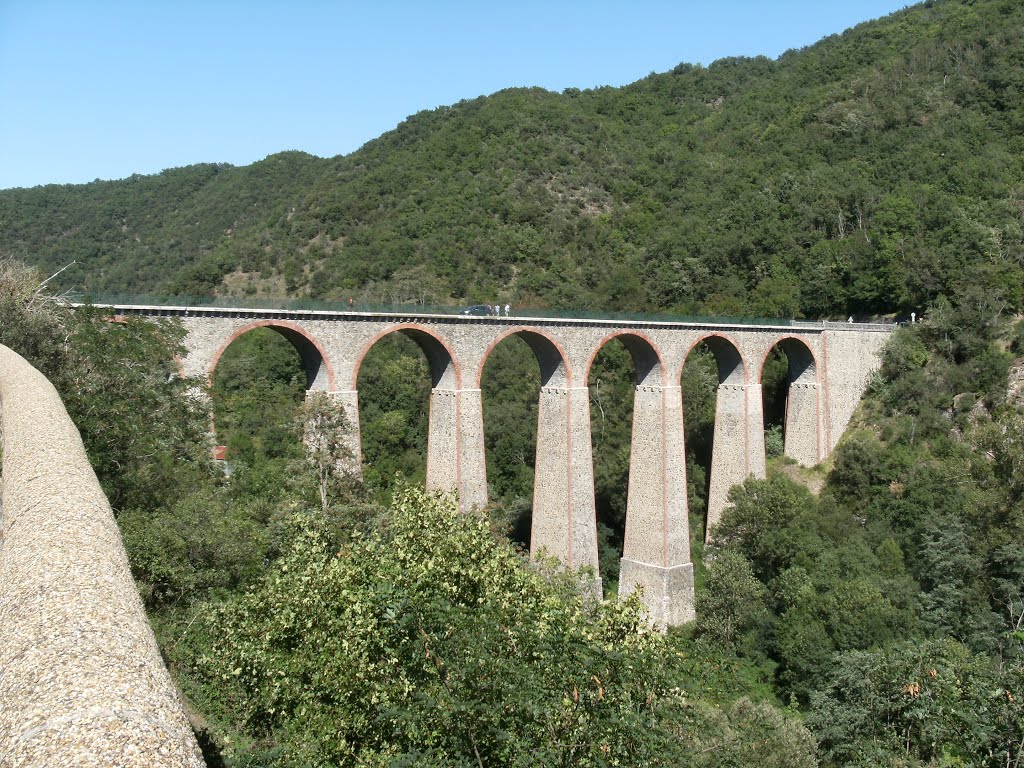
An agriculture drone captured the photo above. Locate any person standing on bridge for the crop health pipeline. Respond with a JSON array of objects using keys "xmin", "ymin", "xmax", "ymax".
[{"xmin": 504, "ymin": 303, "xmax": 510, "ymax": 317}]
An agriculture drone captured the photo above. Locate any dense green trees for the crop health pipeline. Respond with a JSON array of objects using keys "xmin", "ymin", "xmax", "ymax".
[
  {"xmin": 192, "ymin": 488, "xmax": 678, "ymax": 766},
  {"xmin": 4, "ymin": 0, "xmax": 1024, "ymax": 763},
  {"xmin": 689, "ymin": 306, "xmax": 1024, "ymax": 763},
  {"xmin": 5, "ymin": 163, "xmax": 1024, "ymax": 765},
  {"xmin": 0, "ymin": 258, "xmax": 257, "ymax": 610},
  {"xmin": 356, "ymin": 334, "xmax": 432, "ymax": 499},
  {"xmin": 212, "ymin": 328, "xmax": 307, "ymax": 464},
  {"xmin": 0, "ymin": 258, "xmax": 71, "ymax": 382},
  {"xmin": 5, "ymin": 0, "xmax": 1024, "ymax": 329},
  {"xmin": 176, "ymin": 484, "xmax": 823, "ymax": 768},
  {"xmin": 809, "ymin": 640, "xmax": 1023, "ymax": 766},
  {"xmin": 62, "ymin": 294, "xmax": 1020, "ymax": 766}
]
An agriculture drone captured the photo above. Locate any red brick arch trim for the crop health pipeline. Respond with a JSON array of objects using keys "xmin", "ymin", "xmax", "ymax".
[
  {"xmin": 350, "ymin": 323, "xmax": 461, "ymax": 390},
  {"xmin": 207, "ymin": 320, "xmax": 337, "ymax": 390},
  {"xmin": 680, "ymin": 332, "xmax": 749, "ymax": 386},
  {"xmin": 583, "ymin": 330, "xmax": 665, "ymax": 387},
  {"xmin": 756, "ymin": 335, "xmax": 819, "ymax": 385},
  {"xmin": 758, "ymin": 334, "xmax": 823, "ymax": 463},
  {"xmin": 474, "ymin": 326, "xmax": 573, "ymax": 389}
]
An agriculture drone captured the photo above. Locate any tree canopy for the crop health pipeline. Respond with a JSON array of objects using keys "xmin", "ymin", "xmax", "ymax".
[
  {"xmin": 2, "ymin": 0, "xmax": 1024, "ymax": 764},
  {"xmin": 3, "ymin": 0, "xmax": 1024, "ymax": 325}
]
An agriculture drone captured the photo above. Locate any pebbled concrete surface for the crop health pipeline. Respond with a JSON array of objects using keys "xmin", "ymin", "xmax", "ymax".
[{"xmin": 0, "ymin": 344, "xmax": 204, "ymax": 767}]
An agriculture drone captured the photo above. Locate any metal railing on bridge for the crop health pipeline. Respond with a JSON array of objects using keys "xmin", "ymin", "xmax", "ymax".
[{"xmin": 72, "ymin": 292, "xmax": 897, "ymax": 331}]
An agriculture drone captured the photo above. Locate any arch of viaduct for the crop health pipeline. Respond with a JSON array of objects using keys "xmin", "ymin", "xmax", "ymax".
[{"xmin": 110, "ymin": 303, "xmax": 892, "ymax": 627}]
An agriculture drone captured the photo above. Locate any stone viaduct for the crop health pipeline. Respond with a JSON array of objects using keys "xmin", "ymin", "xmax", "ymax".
[{"xmin": 105, "ymin": 302, "xmax": 891, "ymax": 627}]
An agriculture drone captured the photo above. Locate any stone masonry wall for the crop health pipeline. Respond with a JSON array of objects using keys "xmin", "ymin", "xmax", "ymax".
[
  {"xmin": 0, "ymin": 344, "xmax": 204, "ymax": 767},
  {"xmin": 122, "ymin": 306, "xmax": 892, "ymax": 626}
]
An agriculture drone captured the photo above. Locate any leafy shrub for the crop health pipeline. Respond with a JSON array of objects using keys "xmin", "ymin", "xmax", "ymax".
[
  {"xmin": 694, "ymin": 550, "xmax": 771, "ymax": 654},
  {"xmin": 197, "ymin": 487, "xmax": 683, "ymax": 767},
  {"xmin": 764, "ymin": 424, "xmax": 785, "ymax": 459},
  {"xmin": 807, "ymin": 639, "xmax": 1023, "ymax": 768}
]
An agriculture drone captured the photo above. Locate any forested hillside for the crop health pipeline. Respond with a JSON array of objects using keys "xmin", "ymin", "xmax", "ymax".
[
  {"xmin": 2, "ymin": 0, "xmax": 1024, "ymax": 321},
  {"xmin": 2, "ymin": 0, "xmax": 1023, "ymax": 765},
  {"xmin": 4, "ymin": 249, "xmax": 1023, "ymax": 765}
]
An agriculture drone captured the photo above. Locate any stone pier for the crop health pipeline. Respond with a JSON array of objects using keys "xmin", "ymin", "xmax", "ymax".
[{"xmin": 89, "ymin": 301, "xmax": 893, "ymax": 626}]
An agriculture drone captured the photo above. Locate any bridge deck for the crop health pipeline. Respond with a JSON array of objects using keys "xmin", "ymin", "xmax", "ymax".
[{"xmin": 74, "ymin": 300, "xmax": 896, "ymax": 333}]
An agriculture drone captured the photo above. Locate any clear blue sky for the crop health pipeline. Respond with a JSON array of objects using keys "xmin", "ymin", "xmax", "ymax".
[{"xmin": 0, "ymin": 1, "xmax": 910, "ymax": 190}]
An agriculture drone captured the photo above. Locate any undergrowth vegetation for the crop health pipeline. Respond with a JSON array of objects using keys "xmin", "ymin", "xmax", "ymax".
[
  {"xmin": 3, "ymin": 235, "xmax": 1022, "ymax": 767},
  {"xmin": 2, "ymin": 0, "xmax": 1024, "ymax": 763}
]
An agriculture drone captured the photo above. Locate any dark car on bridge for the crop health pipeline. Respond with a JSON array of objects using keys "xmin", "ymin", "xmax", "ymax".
[{"xmin": 460, "ymin": 304, "xmax": 491, "ymax": 316}]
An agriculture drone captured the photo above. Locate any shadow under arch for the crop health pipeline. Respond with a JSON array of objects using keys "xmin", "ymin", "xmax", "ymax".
[
  {"xmin": 209, "ymin": 320, "xmax": 336, "ymax": 391},
  {"xmin": 476, "ymin": 326, "xmax": 571, "ymax": 390},
  {"xmin": 352, "ymin": 324, "xmax": 462, "ymax": 501},
  {"xmin": 584, "ymin": 330, "xmax": 664, "ymax": 389},
  {"xmin": 208, "ymin": 321, "xmax": 335, "ymax": 467},
  {"xmin": 682, "ymin": 333, "xmax": 755, "ymax": 541},
  {"xmin": 697, "ymin": 334, "xmax": 747, "ymax": 387},
  {"xmin": 477, "ymin": 327, "xmax": 599, "ymax": 591},
  {"xmin": 586, "ymin": 331, "xmax": 694, "ymax": 627},
  {"xmin": 760, "ymin": 335, "xmax": 820, "ymax": 468},
  {"xmin": 352, "ymin": 324, "xmax": 460, "ymax": 391}
]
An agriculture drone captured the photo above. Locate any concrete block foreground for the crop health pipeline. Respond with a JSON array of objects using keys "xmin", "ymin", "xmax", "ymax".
[{"xmin": 0, "ymin": 344, "xmax": 204, "ymax": 767}]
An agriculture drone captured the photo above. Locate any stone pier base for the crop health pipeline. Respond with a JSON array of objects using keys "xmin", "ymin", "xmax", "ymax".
[{"xmin": 618, "ymin": 558, "xmax": 695, "ymax": 629}]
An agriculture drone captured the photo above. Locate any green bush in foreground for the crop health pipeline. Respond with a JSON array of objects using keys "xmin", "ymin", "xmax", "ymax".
[
  {"xmin": 808, "ymin": 639, "xmax": 1023, "ymax": 767},
  {"xmin": 196, "ymin": 487, "xmax": 671, "ymax": 766},
  {"xmin": 190, "ymin": 486, "xmax": 815, "ymax": 767}
]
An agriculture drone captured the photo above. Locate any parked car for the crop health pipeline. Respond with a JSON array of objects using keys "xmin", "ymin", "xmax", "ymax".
[{"xmin": 460, "ymin": 304, "xmax": 491, "ymax": 316}]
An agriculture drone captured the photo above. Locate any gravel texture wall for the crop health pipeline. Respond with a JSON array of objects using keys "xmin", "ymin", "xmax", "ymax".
[{"xmin": 0, "ymin": 344, "xmax": 204, "ymax": 767}]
